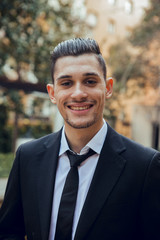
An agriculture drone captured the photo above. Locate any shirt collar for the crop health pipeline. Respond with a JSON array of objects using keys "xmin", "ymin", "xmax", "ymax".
[{"xmin": 59, "ymin": 120, "xmax": 107, "ymax": 156}]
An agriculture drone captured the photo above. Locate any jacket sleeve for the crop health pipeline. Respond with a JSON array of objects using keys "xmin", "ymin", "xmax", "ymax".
[
  {"xmin": 0, "ymin": 146, "xmax": 25, "ymax": 240},
  {"xmin": 141, "ymin": 151, "xmax": 160, "ymax": 240}
]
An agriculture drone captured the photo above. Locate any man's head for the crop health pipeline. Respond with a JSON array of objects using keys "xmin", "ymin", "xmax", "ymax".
[
  {"xmin": 51, "ymin": 38, "xmax": 107, "ymax": 83},
  {"xmin": 47, "ymin": 38, "xmax": 113, "ymax": 134}
]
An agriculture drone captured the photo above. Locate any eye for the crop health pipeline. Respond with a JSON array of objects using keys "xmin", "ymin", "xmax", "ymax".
[
  {"xmin": 85, "ymin": 79, "xmax": 97, "ymax": 85},
  {"xmin": 61, "ymin": 81, "xmax": 72, "ymax": 87}
]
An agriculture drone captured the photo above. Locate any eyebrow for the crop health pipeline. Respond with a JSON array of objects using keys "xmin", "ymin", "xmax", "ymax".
[
  {"xmin": 56, "ymin": 72, "xmax": 100, "ymax": 81},
  {"xmin": 56, "ymin": 75, "xmax": 72, "ymax": 81},
  {"xmin": 83, "ymin": 72, "xmax": 100, "ymax": 77}
]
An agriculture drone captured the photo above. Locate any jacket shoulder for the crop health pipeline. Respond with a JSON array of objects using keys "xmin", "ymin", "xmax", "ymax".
[
  {"xmin": 107, "ymin": 123, "xmax": 158, "ymax": 160},
  {"xmin": 17, "ymin": 130, "xmax": 62, "ymax": 155}
]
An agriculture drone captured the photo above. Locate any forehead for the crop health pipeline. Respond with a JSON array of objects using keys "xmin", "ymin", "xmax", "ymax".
[{"xmin": 54, "ymin": 54, "xmax": 103, "ymax": 78}]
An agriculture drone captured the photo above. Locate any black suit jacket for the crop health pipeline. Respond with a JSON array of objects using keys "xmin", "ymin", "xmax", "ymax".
[{"xmin": 0, "ymin": 124, "xmax": 160, "ymax": 240}]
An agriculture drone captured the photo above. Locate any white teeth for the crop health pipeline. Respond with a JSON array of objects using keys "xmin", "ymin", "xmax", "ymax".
[{"xmin": 70, "ymin": 106, "xmax": 90, "ymax": 111}]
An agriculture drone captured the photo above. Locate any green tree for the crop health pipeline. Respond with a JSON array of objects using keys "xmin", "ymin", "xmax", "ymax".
[
  {"xmin": 0, "ymin": 0, "xmax": 86, "ymax": 83},
  {"xmin": 107, "ymin": 41, "xmax": 144, "ymax": 89},
  {"xmin": 105, "ymin": 0, "xmax": 160, "ymax": 125},
  {"xmin": 6, "ymin": 90, "xmax": 24, "ymax": 152},
  {"xmin": 107, "ymin": 0, "xmax": 160, "ymax": 88},
  {"xmin": 0, "ymin": 0, "xmax": 87, "ymax": 152},
  {"xmin": 130, "ymin": 0, "xmax": 160, "ymax": 47},
  {"xmin": 130, "ymin": 0, "xmax": 160, "ymax": 88}
]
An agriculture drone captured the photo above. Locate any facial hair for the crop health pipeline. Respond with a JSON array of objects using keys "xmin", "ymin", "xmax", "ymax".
[{"xmin": 65, "ymin": 113, "xmax": 99, "ymax": 129}]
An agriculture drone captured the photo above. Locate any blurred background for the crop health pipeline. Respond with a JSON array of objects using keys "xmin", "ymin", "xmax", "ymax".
[{"xmin": 0, "ymin": 0, "xmax": 160, "ymax": 186}]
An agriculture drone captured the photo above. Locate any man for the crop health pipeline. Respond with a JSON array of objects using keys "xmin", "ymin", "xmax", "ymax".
[{"xmin": 0, "ymin": 38, "xmax": 160, "ymax": 240}]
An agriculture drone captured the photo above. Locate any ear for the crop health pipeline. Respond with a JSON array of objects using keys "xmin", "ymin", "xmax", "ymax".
[
  {"xmin": 47, "ymin": 84, "xmax": 56, "ymax": 104},
  {"xmin": 105, "ymin": 77, "xmax": 113, "ymax": 99}
]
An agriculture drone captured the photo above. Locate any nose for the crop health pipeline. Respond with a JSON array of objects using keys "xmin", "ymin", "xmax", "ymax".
[{"xmin": 71, "ymin": 83, "xmax": 87, "ymax": 100}]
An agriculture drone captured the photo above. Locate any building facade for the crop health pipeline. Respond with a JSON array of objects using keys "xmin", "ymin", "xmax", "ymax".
[{"xmin": 86, "ymin": 0, "xmax": 150, "ymax": 56}]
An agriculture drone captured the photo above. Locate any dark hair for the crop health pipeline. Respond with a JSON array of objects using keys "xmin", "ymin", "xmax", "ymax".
[{"xmin": 50, "ymin": 38, "xmax": 107, "ymax": 82}]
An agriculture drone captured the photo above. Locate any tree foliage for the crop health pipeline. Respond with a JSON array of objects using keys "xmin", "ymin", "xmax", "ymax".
[
  {"xmin": 107, "ymin": 0, "xmax": 160, "ymax": 87},
  {"xmin": 104, "ymin": 0, "xmax": 160, "ymax": 126},
  {"xmin": 130, "ymin": 0, "xmax": 160, "ymax": 88},
  {"xmin": 0, "ymin": 0, "xmax": 87, "ymax": 152},
  {"xmin": 107, "ymin": 42, "xmax": 144, "ymax": 86},
  {"xmin": 130, "ymin": 0, "xmax": 160, "ymax": 47},
  {"xmin": 0, "ymin": 0, "xmax": 86, "ymax": 83}
]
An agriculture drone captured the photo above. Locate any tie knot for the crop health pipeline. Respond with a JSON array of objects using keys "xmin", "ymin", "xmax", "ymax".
[{"xmin": 66, "ymin": 149, "xmax": 95, "ymax": 167}]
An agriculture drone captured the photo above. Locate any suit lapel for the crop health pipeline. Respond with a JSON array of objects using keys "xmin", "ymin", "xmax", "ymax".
[
  {"xmin": 74, "ymin": 124, "xmax": 126, "ymax": 240},
  {"xmin": 36, "ymin": 130, "xmax": 62, "ymax": 240}
]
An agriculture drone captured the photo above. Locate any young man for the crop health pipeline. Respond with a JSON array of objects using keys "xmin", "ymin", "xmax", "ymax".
[{"xmin": 0, "ymin": 38, "xmax": 160, "ymax": 240}]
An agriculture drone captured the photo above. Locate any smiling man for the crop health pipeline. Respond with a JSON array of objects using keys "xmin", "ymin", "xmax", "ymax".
[
  {"xmin": 0, "ymin": 38, "xmax": 160, "ymax": 240},
  {"xmin": 47, "ymin": 51, "xmax": 112, "ymax": 153}
]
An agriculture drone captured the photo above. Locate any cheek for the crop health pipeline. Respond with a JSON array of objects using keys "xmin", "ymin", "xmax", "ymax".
[
  {"xmin": 54, "ymin": 91, "xmax": 67, "ymax": 103},
  {"xmin": 96, "ymin": 90, "xmax": 106, "ymax": 102},
  {"xmin": 56, "ymin": 98, "xmax": 64, "ymax": 108}
]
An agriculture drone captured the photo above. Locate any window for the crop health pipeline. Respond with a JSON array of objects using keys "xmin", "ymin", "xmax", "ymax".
[
  {"xmin": 107, "ymin": 21, "xmax": 115, "ymax": 33},
  {"xmin": 108, "ymin": 0, "xmax": 117, "ymax": 6},
  {"xmin": 124, "ymin": 0, "xmax": 133, "ymax": 14},
  {"xmin": 125, "ymin": 27, "xmax": 132, "ymax": 37},
  {"xmin": 86, "ymin": 13, "xmax": 97, "ymax": 28}
]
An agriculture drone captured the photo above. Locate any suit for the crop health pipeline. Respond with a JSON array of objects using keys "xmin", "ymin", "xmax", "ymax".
[{"xmin": 0, "ymin": 123, "xmax": 160, "ymax": 240}]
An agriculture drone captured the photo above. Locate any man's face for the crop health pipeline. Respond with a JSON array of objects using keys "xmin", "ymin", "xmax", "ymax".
[{"xmin": 47, "ymin": 54, "xmax": 113, "ymax": 131}]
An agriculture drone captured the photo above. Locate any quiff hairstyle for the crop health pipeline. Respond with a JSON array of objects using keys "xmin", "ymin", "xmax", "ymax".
[{"xmin": 50, "ymin": 38, "xmax": 107, "ymax": 83}]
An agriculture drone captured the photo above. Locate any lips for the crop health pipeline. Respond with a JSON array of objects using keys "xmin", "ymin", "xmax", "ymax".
[
  {"xmin": 69, "ymin": 105, "xmax": 91, "ymax": 111},
  {"xmin": 66, "ymin": 101, "xmax": 95, "ymax": 111},
  {"xmin": 65, "ymin": 100, "xmax": 96, "ymax": 112}
]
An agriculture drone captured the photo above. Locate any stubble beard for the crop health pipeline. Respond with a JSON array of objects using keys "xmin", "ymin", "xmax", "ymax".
[{"xmin": 65, "ymin": 113, "xmax": 99, "ymax": 129}]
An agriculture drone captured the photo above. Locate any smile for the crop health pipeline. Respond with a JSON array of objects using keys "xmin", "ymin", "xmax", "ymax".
[{"xmin": 68, "ymin": 105, "xmax": 93, "ymax": 111}]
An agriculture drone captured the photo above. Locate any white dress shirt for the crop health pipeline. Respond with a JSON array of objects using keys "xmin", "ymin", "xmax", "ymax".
[{"xmin": 49, "ymin": 121, "xmax": 107, "ymax": 240}]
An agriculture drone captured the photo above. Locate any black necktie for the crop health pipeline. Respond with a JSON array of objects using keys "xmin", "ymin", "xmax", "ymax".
[{"xmin": 55, "ymin": 148, "xmax": 95, "ymax": 240}]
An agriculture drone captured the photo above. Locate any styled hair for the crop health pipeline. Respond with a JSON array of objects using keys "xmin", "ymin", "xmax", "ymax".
[{"xmin": 50, "ymin": 38, "xmax": 107, "ymax": 82}]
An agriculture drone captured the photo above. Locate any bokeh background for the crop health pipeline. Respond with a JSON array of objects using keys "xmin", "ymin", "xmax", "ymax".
[{"xmin": 0, "ymin": 0, "xmax": 160, "ymax": 186}]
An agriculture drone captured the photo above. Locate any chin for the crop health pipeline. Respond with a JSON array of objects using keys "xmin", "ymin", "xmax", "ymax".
[{"xmin": 66, "ymin": 119, "xmax": 97, "ymax": 129}]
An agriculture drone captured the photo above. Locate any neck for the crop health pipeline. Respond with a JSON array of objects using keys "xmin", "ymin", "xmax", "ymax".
[{"xmin": 65, "ymin": 121, "xmax": 104, "ymax": 153}]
